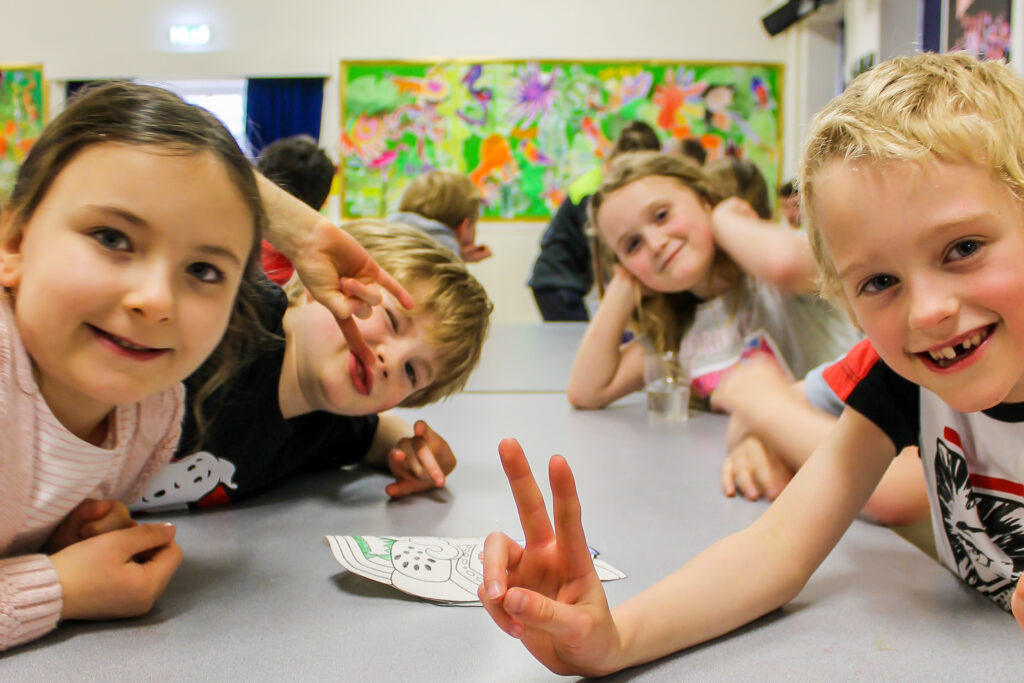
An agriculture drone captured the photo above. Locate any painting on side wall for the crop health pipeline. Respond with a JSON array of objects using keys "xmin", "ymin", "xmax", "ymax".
[
  {"xmin": 944, "ymin": 0, "xmax": 1012, "ymax": 60},
  {"xmin": 0, "ymin": 65, "xmax": 44, "ymax": 200},
  {"xmin": 339, "ymin": 60, "xmax": 782, "ymax": 220}
]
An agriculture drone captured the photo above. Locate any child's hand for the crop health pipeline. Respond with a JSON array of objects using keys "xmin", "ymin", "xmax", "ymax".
[
  {"xmin": 44, "ymin": 498, "xmax": 135, "ymax": 554},
  {"xmin": 720, "ymin": 436, "xmax": 794, "ymax": 501},
  {"xmin": 711, "ymin": 196, "xmax": 760, "ymax": 224},
  {"xmin": 294, "ymin": 221, "xmax": 416, "ymax": 371},
  {"xmin": 478, "ymin": 439, "xmax": 622, "ymax": 677},
  {"xmin": 460, "ymin": 242, "xmax": 493, "ymax": 263},
  {"xmin": 1013, "ymin": 572, "xmax": 1024, "ymax": 634},
  {"xmin": 50, "ymin": 523, "xmax": 183, "ymax": 621},
  {"xmin": 385, "ymin": 420, "xmax": 457, "ymax": 498}
]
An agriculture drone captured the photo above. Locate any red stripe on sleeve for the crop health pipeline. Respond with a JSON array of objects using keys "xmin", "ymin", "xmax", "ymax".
[{"xmin": 822, "ymin": 339, "xmax": 881, "ymax": 402}]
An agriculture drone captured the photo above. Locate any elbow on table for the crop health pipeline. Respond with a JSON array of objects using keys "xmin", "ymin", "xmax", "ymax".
[{"xmin": 567, "ymin": 384, "xmax": 609, "ymax": 410}]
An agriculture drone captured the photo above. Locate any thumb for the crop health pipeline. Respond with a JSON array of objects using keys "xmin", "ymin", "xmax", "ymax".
[{"xmin": 503, "ymin": 587, "xmax": 591, "ymax": 640}]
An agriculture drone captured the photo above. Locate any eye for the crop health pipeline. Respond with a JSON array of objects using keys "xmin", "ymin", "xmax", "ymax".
[
  {"xmin": 654, "ymin": 208, "xmax": 669, "ymax": 223},
  {"xmin": 404, "ymin": 361, "xmax": 417, "ymax": 386},
  {"xmin": 386, "ymin": 308, "xmax": 398, "ymax": 331},
  {"xmin": 859, "ymin": 273, "xmax": 898, "ymax": 295},
  {"xmin": 623, "ymin": 236, "xmax": 642, "ymax": 254},
  {"xmin": 186, "ymin": 262, "xmax": 225, "ymax": 284},
  {"xmin": 90, "ymin": 228, "xmax": 131, "ymax": 251},
  {"xmin": 946, "ymin": 238, "xmax": 981, "ymax": 262}
]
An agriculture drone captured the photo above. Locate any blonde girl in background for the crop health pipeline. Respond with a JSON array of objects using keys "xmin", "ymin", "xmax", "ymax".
[{"xmin": 567, "ymin": 151, "xmax": 859, "ymax": 411}]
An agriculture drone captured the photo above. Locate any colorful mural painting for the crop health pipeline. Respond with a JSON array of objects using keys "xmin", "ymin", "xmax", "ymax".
[
  {"xmin": 340, "ymin": 60, "xmax": 782, "ymax": 220},
  {"xmin": 0, "ymin": 65, "xmax": 44, "ymax": 200}
]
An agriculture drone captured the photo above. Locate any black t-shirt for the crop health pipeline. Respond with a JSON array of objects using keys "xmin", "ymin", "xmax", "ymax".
[{"xmin": 133, "ymin": 280, "xmax": 379, "ymax": 511}]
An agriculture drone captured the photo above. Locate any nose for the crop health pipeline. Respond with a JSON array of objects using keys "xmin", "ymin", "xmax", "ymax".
[
  {"xmin": 644, "ymin": 225, "xmax": 668, "ymax": 253},
  {"xmin": 122, "ymin": 265, "xmax": 175, "ymax": 323},
  {"xmin": 907, "ymin": 275, "xmax": 958, "ymax": 332}
]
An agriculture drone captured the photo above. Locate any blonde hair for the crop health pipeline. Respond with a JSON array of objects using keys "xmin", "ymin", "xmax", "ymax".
[
  {"xmin": 801, "ymin": 52, "xmax": 1024, "ymax": 303},
  {"xmin": 589, "ymin": 151, "xmax": 741, "ymax": 353},
  {"xmin": 398, "ymin": 170, "xmax": 482, "ymax": 230},
  {"xmin": 284, "ymin": 219, "xmax": 492, "ymax": 406}
]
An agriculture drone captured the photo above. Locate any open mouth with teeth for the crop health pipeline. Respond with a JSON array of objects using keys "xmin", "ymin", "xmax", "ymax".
[{"xmin": 917, "ymin": 324, "xmax": 995, "ymax": 369}]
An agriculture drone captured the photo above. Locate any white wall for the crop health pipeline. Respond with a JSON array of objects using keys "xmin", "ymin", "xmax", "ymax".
[{"xmin": 1, "ymin": 0, "xmax": 796, "ymax": 322}]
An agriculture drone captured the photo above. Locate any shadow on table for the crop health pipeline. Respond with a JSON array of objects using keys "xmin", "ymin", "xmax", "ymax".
[{"xmin": 328, "ymin": 570, "xmax": 422, "ymax": 604}]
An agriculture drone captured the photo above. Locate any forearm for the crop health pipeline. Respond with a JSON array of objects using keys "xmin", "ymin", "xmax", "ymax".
[
  {"xmin": 0, "ymin": 555, "xmax": 62, "ymax": 651},
  {"xmin": 362, "ymin": 413, "xmax": 413, "ymax": 468},
  {"xmin": 257, "ymin": 173, "xmax": 328, "ymax": 261},
  {"xmin": 612, "ymin": 410, "xmax": 894, "ymax": 670},
  {"xmin": 611, "ymin": 523, "xmax": 805, "ymax": 668},
  {"xmin": 567, "ymin": 282, "xmax": 643, "ymax": 409},
  {"xmin": 712, "ymin": 212, "xmax": 817, "ymax": 293}
]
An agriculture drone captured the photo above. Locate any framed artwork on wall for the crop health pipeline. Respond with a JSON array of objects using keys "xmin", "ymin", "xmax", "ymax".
[
  {"xmin": 339, "ymin": 60, "xmax": 782, "ymax": 220},
  {"xmin": 943, "ymin": 0, "xmax": 1012, "ymax": 60},
  {"xmin": 0, "ymin": 64, "xmax": 44, "ymax": 200}
]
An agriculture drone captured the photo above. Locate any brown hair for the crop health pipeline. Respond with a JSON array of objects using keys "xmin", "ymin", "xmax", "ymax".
[
  {"xmin": 2, "ymin": 81, "xmax": 268, "ymax": 432},
  {"xmin": 284, "ymin": 219, "xmax": 492, "ymax": 406},
  {"xmin": 589, "ymin": 151, "xmax": 741, "ymax": 353},
  {"xmin": 802, "ymin": 52, "xmax": 1024, "ymax": 304},
  {"xmin": 609, "ymin": 120, "xmax": 661, "ymax": 158},
  {"xmin": 398, "ymin": 170, "xmax": 482, "ymax": 231},
  {"xmin": 704, "ymin": 156, "xmax": 772, "ymax": 220}
]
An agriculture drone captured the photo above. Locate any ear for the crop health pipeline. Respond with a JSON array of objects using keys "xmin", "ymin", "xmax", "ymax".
[
  {"xmin": 0, "ymin": 221, "xmax": 24, "ymax": 290},
  {"xmin": 454, "ymin": 217, "xmax": 472, "ymax": 242}
]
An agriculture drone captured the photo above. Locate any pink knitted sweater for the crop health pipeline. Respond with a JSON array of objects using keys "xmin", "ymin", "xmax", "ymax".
[{"xmin": 0, "ymin": 300, "xmax": 184, "ymax": 651}]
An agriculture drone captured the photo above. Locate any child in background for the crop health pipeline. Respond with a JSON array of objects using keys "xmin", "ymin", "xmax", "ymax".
[
  {"xmin": 701, "ymin": 159, "xmax": 928, "ymax": 525},
  {"xmin": 528, "ymin": 120, "xmax": 661, "ymax": 322},
  {"xmin": 388, "ymin": 170, "xmax": 491, "ymax": 263},
  {"xmin": 134, "ymin": 219, "xmax": 492, "ymax": 510},
  {"xmin": 778, "ymin": 178, "xmax": 802, "ymax": 227},
  {"xmin": 479, "ymin": 53, "xmax": 1024, "ymax": 675},
  {"xmin": 0, "ymin": 82, "xmax": 269, "ymax": 650},
  {"xmin": 256, "ymin": 135, "xmax": 335, "ymax": 285},
  {"xmin": 567, "ymin": 151, "xmax": 860, "ymax": 410},
  {"xmin": 703, "ymin": 156, "xmax": 772, "ymax": 220}
]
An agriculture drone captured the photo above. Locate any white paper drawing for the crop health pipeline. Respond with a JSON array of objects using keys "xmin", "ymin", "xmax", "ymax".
[{"xmin": 325, "ymin": 535, "xmax": 625, "ymax": 605}]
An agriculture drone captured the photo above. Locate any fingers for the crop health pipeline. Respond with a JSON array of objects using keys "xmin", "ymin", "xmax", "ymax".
[
  {"xmin": 720, "ymin": 458, "xmax": 737, "ymax": 497},
  {"xmin": 81, "ymin": 501, "xmax": 133, "ymax": 538},
  {"xmin": 1012, "ymin": 575, "xmax": 1024, "ymax": 634},
  {"xmin": 369, "ymin": 262, "xmax": 416, "ymax": 310},
  {"xmin": 113, "ymin": 523, "xmax": 177, "ymax": 558},
  {"xmin": 385, "ymin": 478, "xmax": 433, "ymax": 498},
  {"xmin": 337, "ymin": 316, "xmax": 376, "ymax": 370},
  {"xmin": 415, "ymin": 420, "xmax": 456, "ymax": 476},
  {"xmin": 498, "ymin": 438, "xmax": 555, "ymax": 546},
  {"xmin": 733, "ymin": 467, "xmax": 762, "ymax": 501},
  {"xmin": 479, "ymin": 532, "xmax": 524, "ymax": 610},
  {"xmin": 339, "ymin": 278, "xmax": 379, "ymax": 318},
  {"xmin": 548, "ymin": 456, "xmax": 594, "ymax": 577}
]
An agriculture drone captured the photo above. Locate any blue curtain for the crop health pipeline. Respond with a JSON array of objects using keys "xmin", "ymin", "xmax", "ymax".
[{"xmin": 245, "ymin": 77, "xmax": 325, "ymax": 156}]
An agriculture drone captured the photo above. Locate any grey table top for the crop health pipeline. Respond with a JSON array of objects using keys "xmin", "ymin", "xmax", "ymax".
[
  {"xmin": 4, "ymin": 392, "xmax": 1018, "ymax": 681},
  {"xmin": 464, "ymin": 322, "xmax": 586, "ymax": 393}
]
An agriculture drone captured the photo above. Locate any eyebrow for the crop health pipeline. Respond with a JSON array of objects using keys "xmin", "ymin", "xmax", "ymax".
[{"xmin": 86, "ymin": 204, "xmax": 244, "ymax": 266}]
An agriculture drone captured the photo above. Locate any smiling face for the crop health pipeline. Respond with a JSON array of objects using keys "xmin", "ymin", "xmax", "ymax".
[
  {"xmin": 595, "ymin": 175, "xmax": 717, "ymax": 296},
  {"xmin": 812, "ymin": 157, "xmax": 1024, "ymax": 411},
  {"xmin": 281, "ymin": 288, "xmax": 441, "ymax": 417},
  {"xmin": 0, "ymin": 143, "xmax": 254, "ymax": 437}
]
